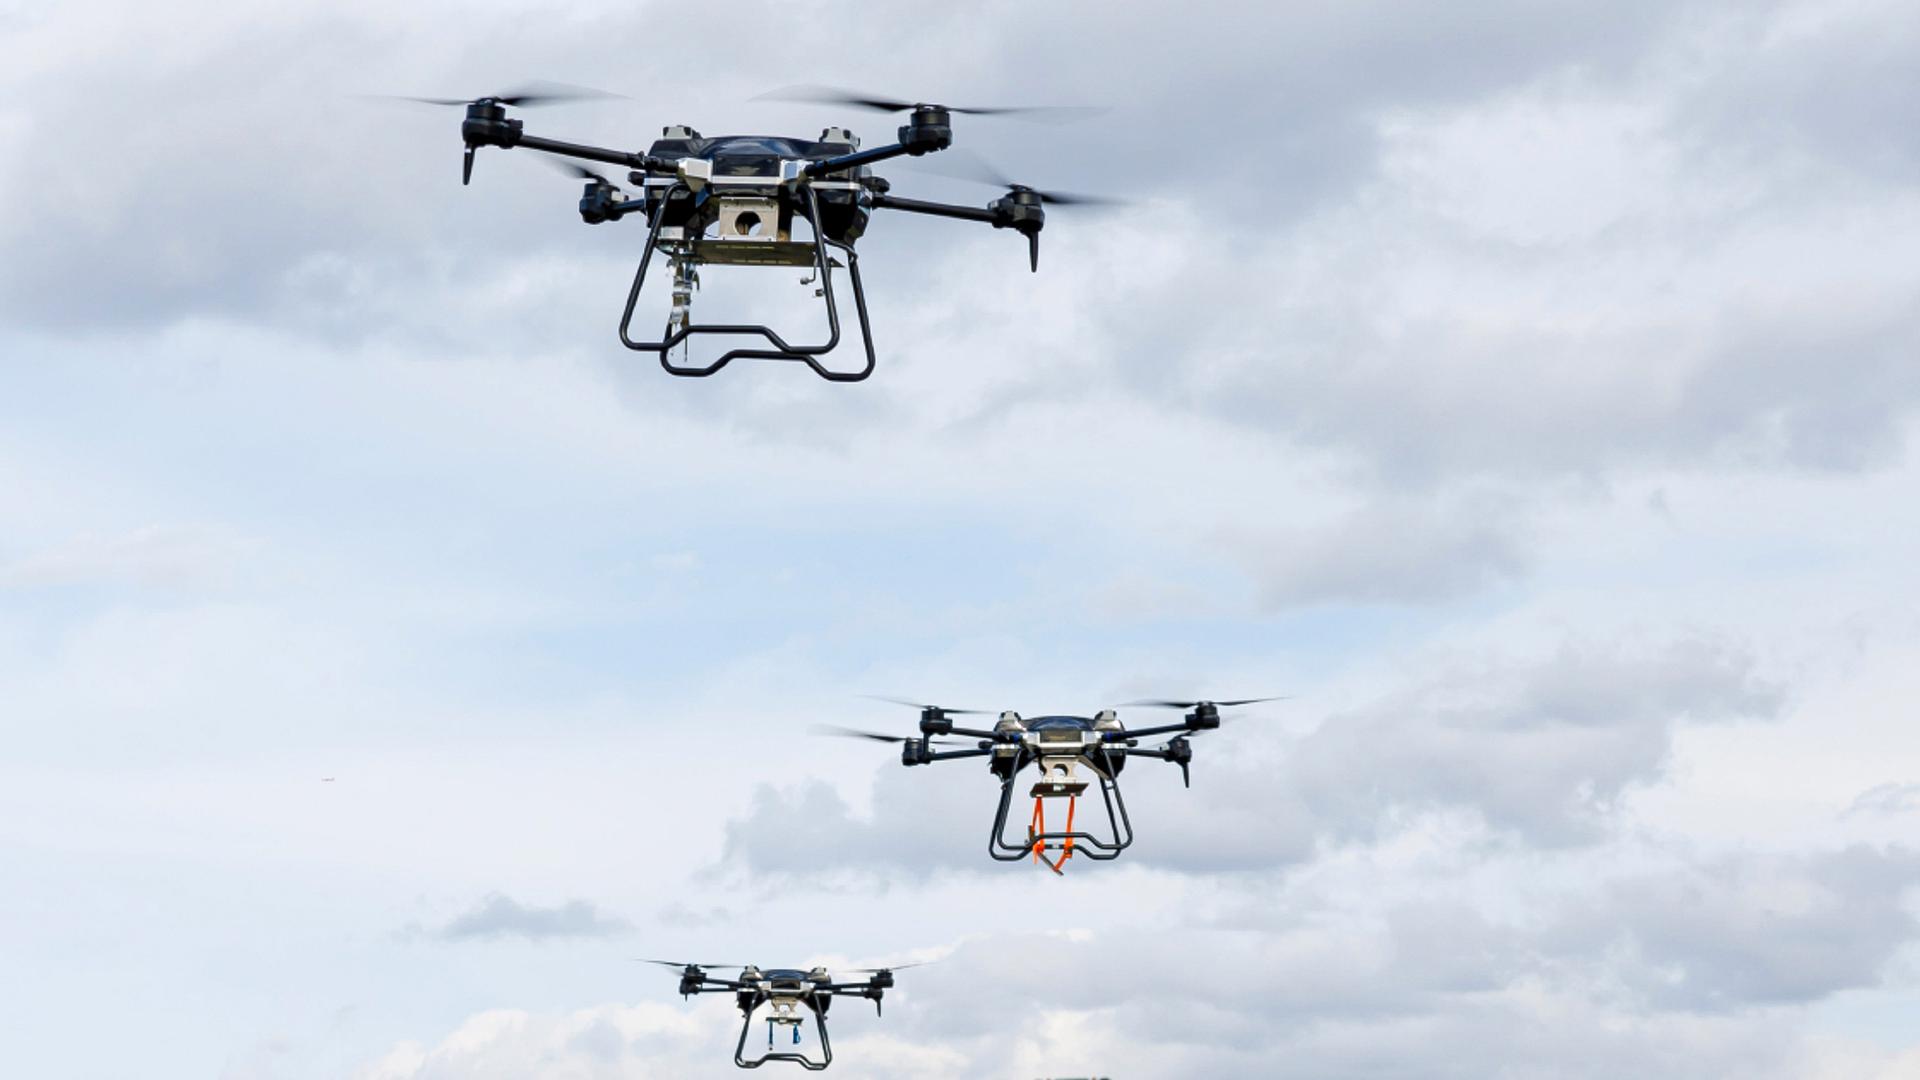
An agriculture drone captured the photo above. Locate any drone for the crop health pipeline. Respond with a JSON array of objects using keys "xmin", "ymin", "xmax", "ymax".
[
  {"xmin": 642, "ymin": 958, "xmax": 922, "ymax": 1070},
  {"xmin": 395, "ymin": 83, "xmax": 1111, "ymax": 382},
  {"xmin": 822, "ymin": 696, "xmax": 1282, "ymax": 873}
]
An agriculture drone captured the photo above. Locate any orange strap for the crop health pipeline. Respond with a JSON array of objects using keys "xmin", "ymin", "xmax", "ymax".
[{"xmin": 1028, "ymin": 795, "xmax": 1078, "ymax": 873}]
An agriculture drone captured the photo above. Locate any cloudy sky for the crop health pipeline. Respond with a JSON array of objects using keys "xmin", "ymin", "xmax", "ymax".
[{"xmin": 4, "ymin": 0, "xmax": 1920, "ymax": 1076}]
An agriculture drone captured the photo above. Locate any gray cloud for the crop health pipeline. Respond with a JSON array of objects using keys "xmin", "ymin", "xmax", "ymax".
[
  {"xmin": 9, "ymin": 2, "xmax": 1920, "ymax": 1076},
  {"xmin": 717, "ymin": 770, "xmax": 983, "ymax": 888},
  {"xmin": 1681, "ymin": 2, "xmax": 1920, "ymax": 183},
  {"xmin": 860, "ymin": 844, "xmax": 1920, "ymax": 1078},
  {"xmin": 719, "ymin": 637, "xmax": 1783, "ymax": 882},
  {"xmin": 654, "ymin": 902, "xmax": 737, "ymax": 929},
  {"xmin": 1565, "ymin": 845, "xmax": 1920, "ymax": 1011},
  {"xmin": 428, "ymin": 894, "xmax": 629, "ymax": 943},
  {"xmin": 1119, "ymin": 220, "xmax": 1920, "ymax": 487},
  {"xmin": 11, "ymin": 0, "xmax": 1916, "ymax": 497},
  {"xmin": 373, "ymin": 840, "xmax": 1920, "ymax": 1078},
  {"xmin": 1224, "ymin": 492, "xmax": 1529, "ymax": 609},
  {"xmin": 1281, "ymin": 637, "xmax": 1783, "ymax": 847},
  {"xmin": 1080, "ymin": 638, "xmax": 1781, "ymax": 873},
  {"xmin": 1845, "ymin": 781, "xmax": 1920, "ymax": 818},
  {"xmin": 0, "ymin": 0, "xmax": 1691, "ymax": 338}
]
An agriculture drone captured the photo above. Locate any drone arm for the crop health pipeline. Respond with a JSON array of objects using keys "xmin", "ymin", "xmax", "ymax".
[
  {"xmin": 870, "ymin": 192, "xmax": 999, "ymax": 225},
  {"xmin": 872, "ymin": 192, "xmax": 1044, "ymax": 271},
  {"xmin": 459, "ymin": 108, "xmax": 668, "ymax": 183},
  {"xmin": 514, "ymin": 133, "xmax": 669, "ymax": 173},
  {"xmin": 1115, "ymin": 739, "xmax": 1194, "ymax": 787},
  {"xmin": 1113, "ymin": 722, "xmax": 1193, "ymax": 741},
  {"xmin": 820, "ymin": 985, "xmax": 886, "ymax": 1017},
  {"xmin": 921, "ymin": 746, "xmax": 995, "ymax": 763},
  {"xmin": 804, "ymin": 140, "xmax": 933, "ymax": 177}
]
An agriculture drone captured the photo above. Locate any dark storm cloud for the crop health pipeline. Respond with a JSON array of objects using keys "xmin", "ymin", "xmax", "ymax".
[{"xmin": 427, "ymin": 893, "xmax": 629, "ymax": 942}]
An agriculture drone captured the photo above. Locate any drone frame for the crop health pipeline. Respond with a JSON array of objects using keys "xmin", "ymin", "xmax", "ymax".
[
  {"xmin": 733, "ymin": 997, "xmax": 833, "ymax": 1072},
  {"xmin": 986, "ymin": 742, "xmax": 1136, "ymax": 871},
  {"xmin": 451, "ymin": 99, "xmax": 1048, "ymax": 383},
  {"xmin": 877, "ymin": 704, "xmax": 1223, "ymax": 874},
  {"xmin": 661, "ymin": 963, "xmax": 895, "ymax": 1071},
  {"xmin": 615, "ymin": 181, "xmax": 877, "ymax": 382}
]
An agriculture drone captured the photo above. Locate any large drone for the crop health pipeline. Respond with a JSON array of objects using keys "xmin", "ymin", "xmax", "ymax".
[
  {"xmin": 822, "ymin": 697, "xmax": 1281, "ymax": 873},
  {"xmin": 396, "ymin": 83, "xmax": 1109, "ymax": 381},
  {"xmin": 643, "ymin": 959, "xmax": 921, "ymax": 1070}
]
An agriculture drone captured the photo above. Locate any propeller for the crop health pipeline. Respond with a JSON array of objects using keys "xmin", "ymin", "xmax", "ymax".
[
  {"xmin": 378, "ymin": 81, "xmax": 623, "ymax": 108},
  {"xmin": 538, "ymin": 155, "xmax": 619, "ymax": 187},
  {"xmin": 1120, "ymin": 698, "xmax": 1285, "ymax": 750},
  {"xmin": 369, "ymin": 82, "xmax": 621, "ymax": 186},
  {"xmin": 846, "ymin": 960, "xmax": 935, "ymax": 973},
  {"xmin": 898, "ymin": 148, "xmax": 1123, "ymax": 270},
  {"xmin": 862, "ymin": 695, "xmax": 991, "ymax": 715},
  {"xmin": 756, "ymin": 85, "xmax": 1104, "ymax": 124},
  {"xmin": 636, "ymin": 959, "xmax": 744, "ymax": 971},
  {"xmin": 902, "ymin": 147, "xmax": 1126, "ymax": 208},
  {"xmin": 1119, "ymin": 697, "xmax": 1287, "ymax": 710},
  {"xmin": 811, "ymin": 724, "xmax": 966, "ymax": 747}
]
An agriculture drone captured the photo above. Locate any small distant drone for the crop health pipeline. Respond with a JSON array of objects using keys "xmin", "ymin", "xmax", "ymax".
[
  {"xmin": 643, "ymin": 959, "xmax": 922, "ymax": 1070},
  {"xmin": 393, "ymin": 83, "xmax": 1111, "ymax": 381},
  {"xmin": 823, "ymin": 697, "xmax": 1282, "ymax": 873}
]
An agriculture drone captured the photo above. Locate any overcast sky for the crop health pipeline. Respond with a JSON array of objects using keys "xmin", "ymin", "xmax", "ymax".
[{"xmin": 4, "ymin": 0, "xmax": 1920, "ymax": 1077}]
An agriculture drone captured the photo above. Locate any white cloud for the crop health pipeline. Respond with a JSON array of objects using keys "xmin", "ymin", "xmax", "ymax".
[
  {"xmin": 352, "ymin": 1005, "xmax": 715, "ymax": 1080},
  {"xmin": 5, "ymin": 1, "xmax": 1920, "ymax": 1077},
  {"xmin": 426, "ymin": 894, "xmax": 630, "ymax": 943}
]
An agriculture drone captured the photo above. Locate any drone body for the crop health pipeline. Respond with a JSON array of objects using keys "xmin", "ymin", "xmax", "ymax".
[
  {"xmin": 409, "ymin": 86, "xmax": 1101, "ymax": 381},
  {"xmin": 825, "ymin": 698, "xmax": 1279, "ymax": 873},
  {"xmin": 646, "ymin": 960, "xmax": 911, "ymax": 1070}
]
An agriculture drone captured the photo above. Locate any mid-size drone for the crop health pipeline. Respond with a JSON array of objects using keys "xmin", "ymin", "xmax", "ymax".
[
  {"xmin": 822, "ymin": 696, "xmax": 1281, "ymax": 873},
  {"xmin": 643, "ymin": 959, "xmax": 921, "ymax": 1070},
  {"xmin": 395, "ymin": 83, "xmax": 1109, "ymax": 382}
]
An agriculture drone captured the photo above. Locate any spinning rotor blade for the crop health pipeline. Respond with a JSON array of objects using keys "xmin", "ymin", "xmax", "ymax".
[
  {"xmin": 811, "ymin": 724, "xmax": 966, "ymax": 746},
  {"xmin": 846, "ymin": 960, "xmax": 934, "ymax": 973},
  {"xmin": 902, "ymin": 148, "xmax": 1127, "ymax": 208},
  {"xmin": 756, "ymin": 85, "xmax": 1104, "ymax": 123},
  {"xmin": 1120, "ymin": 697, "xmax": 1288, "ymax": 710},
  {"xmin": 536, "ymin": 153, "xmax": 619, "ymax": 187},
  {"xmin": 861, "ymin": 695, "xmax": 990, "ymax": 715},
  {"xmin": 379, "ymin": 81, "xmax": 623, "ymax": 108},
  {"xmin": 636, "ymin": 959, "xmax": 744, "ymax": 971}
]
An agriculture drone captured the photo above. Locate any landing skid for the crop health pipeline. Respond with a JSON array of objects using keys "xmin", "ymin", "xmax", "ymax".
[{"xmin": 619, "ymin": 183, "xmax": 877, "ymax": 382}]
